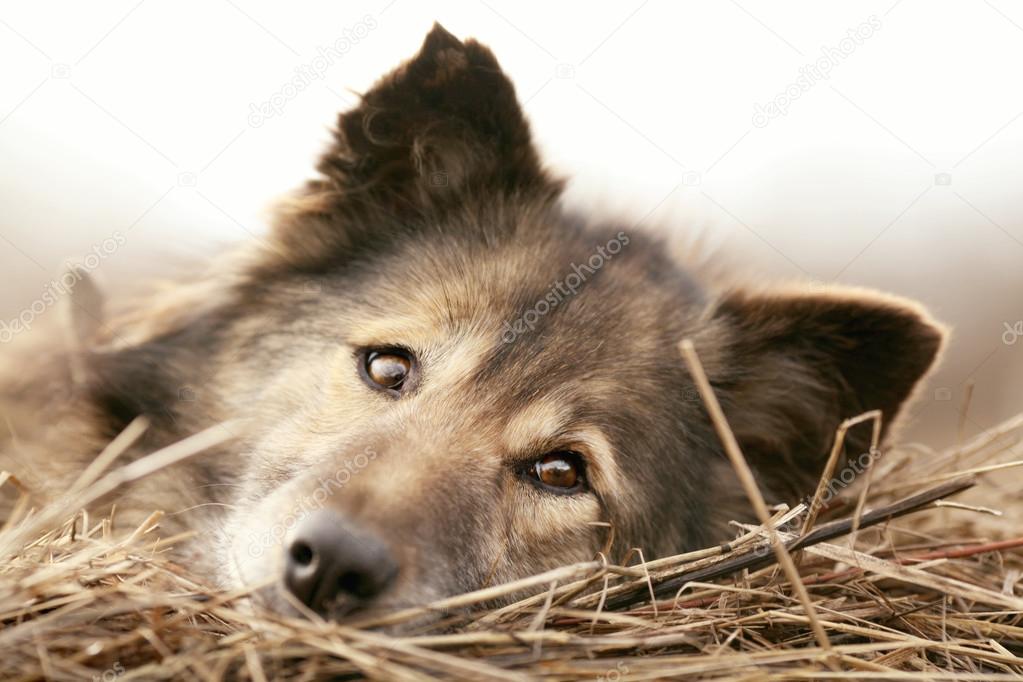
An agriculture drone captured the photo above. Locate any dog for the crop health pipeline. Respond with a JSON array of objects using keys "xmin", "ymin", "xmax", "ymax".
[{"xmin": 0, "ymin": 24, "xmax": 944, "ymax": 621}]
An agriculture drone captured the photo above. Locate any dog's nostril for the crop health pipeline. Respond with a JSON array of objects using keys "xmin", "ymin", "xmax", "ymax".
[
  {"xmin": 338, "ymin": 570, "xmax": 373, "ymax": 598},
  {"xmin": 289, "ymin": 541, "xmax": 314, "ymax": 567},
  {"xmin": 283, "ymin": 510, "xmax": 398, "ymax": 616}
]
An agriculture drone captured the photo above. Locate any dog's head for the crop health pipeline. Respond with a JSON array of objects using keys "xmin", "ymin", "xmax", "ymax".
[{"xmin": 85, "ymin": 25, "xmax": 944, "ymax": 621}]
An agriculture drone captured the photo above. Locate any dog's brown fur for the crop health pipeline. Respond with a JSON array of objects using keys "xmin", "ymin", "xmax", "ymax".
[{"xmin": 0, "ymin": 25, "xmax": 944, "ymax": 619}]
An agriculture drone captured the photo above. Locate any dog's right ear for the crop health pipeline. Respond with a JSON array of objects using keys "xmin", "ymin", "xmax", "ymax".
[
  {"xmin": 691, "ymin": 286, "xmax": 945, "ymax": 501},
  {"xmin": 268, "ymin": 23, "xmax": 559, "ymax": 271}
]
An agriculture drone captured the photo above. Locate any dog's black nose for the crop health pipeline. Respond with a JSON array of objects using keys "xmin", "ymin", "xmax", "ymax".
[{"xmin": 284, "ymin": 511, "xmax": 398, "ymax": 615}]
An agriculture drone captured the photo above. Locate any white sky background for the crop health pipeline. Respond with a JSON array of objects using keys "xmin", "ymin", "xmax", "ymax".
[{"xmin": 2, "ymin": 0, "xmax": 1023, "ymax": 445}]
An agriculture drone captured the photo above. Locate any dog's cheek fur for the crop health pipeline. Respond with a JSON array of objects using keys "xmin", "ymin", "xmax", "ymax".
[{"xmin": 488, "ymin": 485, "xmax": 604, "ymax": 585}]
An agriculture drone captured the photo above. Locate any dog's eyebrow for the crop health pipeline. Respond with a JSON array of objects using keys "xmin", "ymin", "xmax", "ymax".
[
  {"xmin": 431, "ymin": 332, "xmax": 496, "ymax": 388},
  {"xmin": 345, "ymin": 315, "xmax": 441, "ymax": 347},
  {"xmin": 501, "ymin": 395, "xmax": 573, "ymax": 452}
]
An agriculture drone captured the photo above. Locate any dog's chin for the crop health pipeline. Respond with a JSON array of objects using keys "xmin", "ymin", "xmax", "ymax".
[{"xmin": 246, "ymin": 582, "xmax": 451, "ymax": 633}]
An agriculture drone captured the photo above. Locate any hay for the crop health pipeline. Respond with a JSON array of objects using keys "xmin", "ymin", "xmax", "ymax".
[{"xmin": 2, "ymin": 385, "xmax": 1023, "ymax": 679}]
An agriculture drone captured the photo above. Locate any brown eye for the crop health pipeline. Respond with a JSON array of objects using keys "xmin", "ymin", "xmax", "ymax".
[
  {"xmin": 532, "ymin": 452, "xmax": 584, "ymax": 491},
  {"xmin": 364, "ymin": 350, "xmax": 412, "ymax": 391}
]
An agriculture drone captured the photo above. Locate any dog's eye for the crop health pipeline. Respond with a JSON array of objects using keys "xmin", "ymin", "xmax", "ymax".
[
  {"xmin": 531, "ymin": 452, "xmax": 585, "ymax": 492},
  {"xmin": 363, "ymin": 350, "xmax": 412, "ymax": 391}
]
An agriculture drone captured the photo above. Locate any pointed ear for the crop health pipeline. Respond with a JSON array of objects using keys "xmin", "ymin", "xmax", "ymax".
[
  {"xmin": 268, "ymin": 24, "xmax": 558, "ymax": 270},
  {"xmin": 62, "ymin": 267, "xmax": 105, "ymax": 348},
  {"xmin": 694, "ymin": 287, "xmax": 945, "ymax": 498},
  {"xmin": 60, "ymin": 267, "xmax": 105, "ymax": 385}
]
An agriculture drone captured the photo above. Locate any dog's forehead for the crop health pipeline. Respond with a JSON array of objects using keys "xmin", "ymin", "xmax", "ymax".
[
  {"xmin": 347, "ymin": 235, "xmax": 672, "ymax": 351},
  {"xmin": 336, "ymin": 228, "xmax": 703, "ymax": 423}
]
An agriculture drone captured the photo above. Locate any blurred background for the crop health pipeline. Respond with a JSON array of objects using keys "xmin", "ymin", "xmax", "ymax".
[{"xmin": 2, "ymin": 0, "xmax": 1022, "ymax": 447}]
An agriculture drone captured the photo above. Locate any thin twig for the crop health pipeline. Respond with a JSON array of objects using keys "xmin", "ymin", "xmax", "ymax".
[{"xmin": 679, "ymin": 338, "xmax": 837, "ymax": 666}]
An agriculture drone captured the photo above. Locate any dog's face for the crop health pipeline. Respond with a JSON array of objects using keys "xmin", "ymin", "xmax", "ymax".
[
  {"xmin": 217, "ymin": 216, "xmax": 715, "ymax": 617},
  {"xmin": 82, "ymin": 25, "xmax": 943, "ymax": 620}
]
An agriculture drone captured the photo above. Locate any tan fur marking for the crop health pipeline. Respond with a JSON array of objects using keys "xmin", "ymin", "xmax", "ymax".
[{"xmin": 501, "ymin": 396, "xmax": 574, "ymax": 453}]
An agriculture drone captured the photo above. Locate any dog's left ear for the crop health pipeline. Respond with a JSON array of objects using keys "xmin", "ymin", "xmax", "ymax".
[
  {"xmin": 269, "ymin": 23, "xmax": 557, "ymax": 270},
  {"xmin": 693, "ymin": 287, "xmax": 945, "ymax": 498},
  {"xmin": 322, "ymin": 23, "xmax": 551, "ymax": 203}
]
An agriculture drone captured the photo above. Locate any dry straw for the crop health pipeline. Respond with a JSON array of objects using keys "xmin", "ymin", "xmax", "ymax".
[{"xmin": 1, "ymin": 344, "xmax": 1022, "ymax": 680}]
